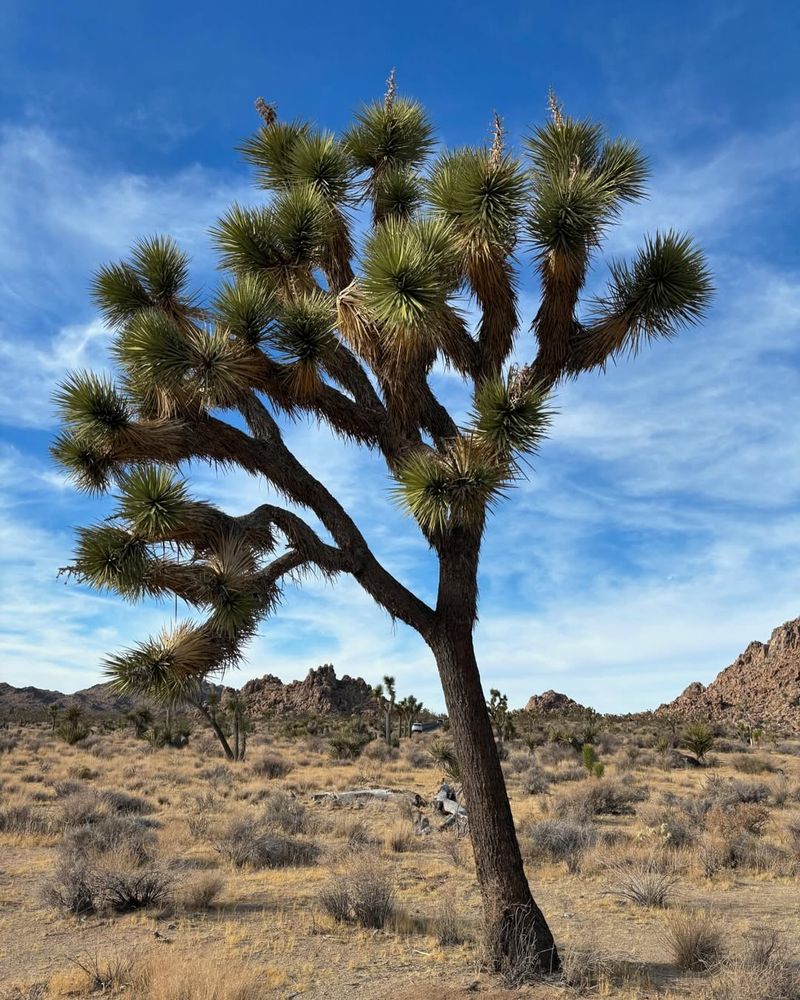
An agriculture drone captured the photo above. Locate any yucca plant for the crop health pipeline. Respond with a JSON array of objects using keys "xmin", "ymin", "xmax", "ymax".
[{"xmin": 53, "ymin": 79, "xmax": 712, "ymax": 975}]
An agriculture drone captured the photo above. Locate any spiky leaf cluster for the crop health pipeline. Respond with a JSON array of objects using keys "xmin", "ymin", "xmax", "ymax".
[
  {"xmin": 594, "ymin": 231, "xmax": 713, "ymax": 346},
  {"xmin": 394, "ymin": 438, "xmax": 508, "ymax": 533},
  {"xmin": 428, "ymin": 148, "xmax": 529, "ymax": 256},
  {"xmin": 345, "ymin": 98, "xmax": 435, "ymax": 174},
  {"xmin": 92, "ymin": 236, "xmax": 196, "ymax": 327},
  {"xmin": 525, "ymin": 115, "xmax": 649, "ymax": 270},
  {"xmin": 471, "ymin": 375, "xmax": 553, "ymax": 456},
  {"xmin": 362, "ymin": 217, "xmax": 458, "ymax": 347}
]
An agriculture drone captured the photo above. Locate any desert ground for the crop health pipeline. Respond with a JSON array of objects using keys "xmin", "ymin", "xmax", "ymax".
[{"xmin": 1, "ymin": 720, "xmax": 798, "ymax": 999}]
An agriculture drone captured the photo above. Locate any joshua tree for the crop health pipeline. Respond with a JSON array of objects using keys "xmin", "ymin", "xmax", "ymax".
[
  {"xmin": 486, "ymin": 688, "xmax": 515, "ymax": 751},
  {"xmin": 53, "ymin": 81, "xmax": 711, "ymax": 973},
  {"xmin": 58, "ymin": 704, "xmax": 89, "ymax": 745},
  {"xmin": 226, "ymin": 693, "xmax": 250, "ymax": 761},
  {"xmin": 47, "ymin": 703, "xmax": 60, "ymax": 734},
  {"xmin": 373, "ymin": 675, "xmax": 397, "ymax": 747},
  {"xmin": 397, "ymin": 694, "xmax": 424, "ymax": 737},
  {"xmin": 682, "ymin": 722, "xmax": 715, "ymax": 763}
]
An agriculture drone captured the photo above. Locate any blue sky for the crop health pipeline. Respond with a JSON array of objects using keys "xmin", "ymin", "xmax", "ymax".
[{"xmin": 1, "ymin": 1, "xmax": 799, "ymax": 712}]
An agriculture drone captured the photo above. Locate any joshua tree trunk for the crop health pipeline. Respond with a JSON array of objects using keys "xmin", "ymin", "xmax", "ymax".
[
  {"xmin": 431, "ymin": 533, "xmax": 559, "ymax": 973},
  {"xmin": 431, "ymin": 625, "xmax": 558, "ymax": 973},
  {"xmin": 195, "ymin": 702, "xmax": 235, "ymax": 761}
]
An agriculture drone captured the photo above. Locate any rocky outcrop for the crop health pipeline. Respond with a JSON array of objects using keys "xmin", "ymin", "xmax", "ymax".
[
  {"xmin": 524, "ymin": 690, "xmax": 586, "ymax": 714},
  {"xmin": 657, "ymin": 617, "xmax": 800, "ymax": 729},
  {"xmin": 238, "ymin": 664, "xmax": 378, "ymax": 717},
  {"xmin": 0, "ymin": 664, "xmax": 378, "ymax": 721}
]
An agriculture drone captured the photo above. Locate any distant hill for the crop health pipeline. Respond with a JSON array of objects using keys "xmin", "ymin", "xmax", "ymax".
[
  {"xmin": 657, "ymin": 616, "xmax": 800, "ymax": 730},
  {"xmin": 0, "ymin": 664, "xmax": 378, "ymax": 721},
  {"xmin": 0, "ymin": 681, "xmax": 145, "ymax": 719}
]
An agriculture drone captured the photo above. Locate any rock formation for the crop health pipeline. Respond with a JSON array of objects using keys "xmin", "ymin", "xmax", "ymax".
[
  {"xmin": 524, "ymin": 690, "xmax": 586, "ymax": 714},
  {"xmin": 657, "ymin": 617, "xmax": 800, "ymax": 730}
]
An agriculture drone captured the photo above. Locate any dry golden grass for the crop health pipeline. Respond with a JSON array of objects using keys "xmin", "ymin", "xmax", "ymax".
[{"xmin": 0, "ymin": 723, "xmax": 798, "ymax": 999}]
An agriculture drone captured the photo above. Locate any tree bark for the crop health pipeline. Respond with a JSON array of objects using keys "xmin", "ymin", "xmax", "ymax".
[
  {"xmin": 430, "ymin": 625, "xmax": 560, "ymax": 975},
  {"xmin": 195, "ymin": 702, "xmax": 235, "ymax": 761}
]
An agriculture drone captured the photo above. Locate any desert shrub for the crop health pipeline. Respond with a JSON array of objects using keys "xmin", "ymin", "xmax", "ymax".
[
  {"xmin": 261, "ymin": 790, "xmax": 309, "ymax": 835},
  {"xmin": 43, "ymin": 859, "xmax": 97, "ymax": 914},
  {"xmin": 67, "ymin": 953, "xmax": 135, "ymax": 995},
  {"xmin": 549, "ymin": 764, "xmax": 585, "ymax": 783},
  {"xmin": 59, "ymin": 791, "xmax": 105, "ymax": 829},
  {"xmin": 552, "ymin": 777, "xmax": 647, "ymax": 821},
  {"xmin": 637, "ymin": 803, "xmax": 696, "ymax": 848},
  {"xmin": 67, "ymin": 764, "xmax": 99, "ymax": 781},
  {"xmin": 64, "ymin": 816, "xmax": 157, "ymax": 865},
  {"xmin": 101, "ymin": 790, "xmax": 153, "ymax": 815},
  {"xmin": 520, "ymin": 765, "xmax": 550, "ymax": 796},
  {"xmin": 682, "ymin": 723, "xmax": 714, "ymax": 762},
  {"xmin": 521, "ymin": 819, "xmax": 597, "ymax": 873},
  {"xmin": 361, "ymin": 739, "xmax": 395, "ymax": 763},
  {"xmin": 57, "ymin": 720, "xmax": 90, "ymax": 745},
  {"xmin": 537, "ymin": 742, "xmax": 579, "ymax": 768},
  {"xmin": 0, "ymin": 804, "xmax": 50, "ymax": 835},
  {"xmin": 699, "ymin": 933, "xmax": 800, "ymax": 1000},
  {"xmin": 249, "ymin": 753, "xmax": 291, "ymax": 779},
  {"xmin": 334, "ymin": 816, "xmax": 379, "ymax": 850},
  {"xmin": 178, "ymin": 872, "xmax": 225, "ymax": 910},
  {"xmin": 404, "ymin": 742, "xmax": 431, "ymax": 769},
  {"xmin": 384, "ymin": 820, "xmax": 414, "ymax": 853},
  {"xmin": 52, "ymin": 779, "xmax": 81, "ymax": 798},
  {"xmin": 560, "ymin": 944, "xmax": 616, "ymax": 993},
  {"xmin": 605, "ymin": 854, "xmax": 680, "ymax": 907},
  {"xmin": 730, "ymin": 753, "xmax": 776, "ymax": 774},
  {"xmin": 100, "ymin": 866, "xmax": 174, "ymax": 913},
  {"xmin": 0, "ymin": 736, "xmax": 19, "ymax": 753},
  {"xmin": 319, "ymin": 862, "xmax": 395, "ymax": 929},
  {"xmin": 666, "ymin": 909, "xmax": 724, "ymax": 972},
  {"xmin": 786, "ymin": 816, "xmax": 800, "ymax": 854},
  {"xmin": 327, "ymin": 733, "xmax": 369, "ymax": 760},
  {"xmin": 216, "ymin": 817, "xmax": 318, "ymax": 869},
  {"xmin": 434, "ymin": 901, "xmax": 464, "ymax": 946}
]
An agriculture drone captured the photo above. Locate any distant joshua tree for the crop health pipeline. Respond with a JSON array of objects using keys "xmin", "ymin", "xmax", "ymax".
[
  {"xmin": 47, "ymin": 703, "xmax": 60, "ymax": 734},
  {"xmin": 53, "ymin": 79, "xmax": 711, "ymax": 972},
  {"xmin": 373, "ymin": 675, "xmax": 396, "ymax": 746}
]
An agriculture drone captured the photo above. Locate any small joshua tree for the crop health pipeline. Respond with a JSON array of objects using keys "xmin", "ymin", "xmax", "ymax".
[
  {"xmin": 58, "ymin": 705, "xmax": 89, "ymax": 745},
  {"xmin": 373, "ymin": 675, "xmax": 396, "ymax": 747},
  {"xmin": 682, "ymin": 722, "xmax": 714, "ymax": 764},
  {"xmin": 47, "ymin": 703, "xmax": 60, "ymax": 734},
  {"xmin": 53, "ymin": 80, "xmax": 711, "ymax": 973},
  {"xmin": 487, "ymin": 688, "xmax": 515, "ymax": 751}
]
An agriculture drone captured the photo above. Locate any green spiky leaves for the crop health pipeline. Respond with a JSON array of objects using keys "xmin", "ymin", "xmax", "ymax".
[
  {"xmin": 71, "ymin": 524, "xmax": 152, "ymax": 599},
  {"xmin": 471, "ymin": 375, "xmax": 553, "ymax": 456},
  {"xmin": 214, "ymin": 274, "xmax": 279, "ymax": 346},
  {"xmin": 428, "ymin": 148, "xmax": 529, "ymax": 255},
  {"xmin": 525, "ymin": 116, "xmax": 649, "ymax": 271},
  {"xmin": 117, "ymin": 466, "xmax": 191, "ymax": 538},
  {"xmin": 593, "ymin": 231, "xmax": 713, "ymax": 347},
  {"xmin": 54, "ymin": 371, "xmax": 131, "ymax": 444},
  {"xmin": 345, "ymin": 97, "xmax": 435, "ymax": 173},
  {"xmin": 239, "ymin": 120, "xmax": 312, "ymax": 189},
  {"xmin": 104, "ymin": 622, "xmax": 225, "ymax": 705},
  {"xmin": 374, "ymin": 166, "xmax": 423, "ymax": 222},
  {"xmin": 272, "ymin": 292, "xmax": 337, "ymax": 395},
  {"xmin": 212, "ymin": 185, "xmax": 335, "ymax": 279},
  {"xmin": 93, "ymin": 236, "xmax": 195, "ymax": 327},
  {"xmin": 51, "ymin": 432, "xmax": 116, "ymax": 494},
  {"xmin": 394, "ymin": 439, "xmax": 508, "ymax": 534},
  {"xmin": 289, "ymin": 131, "xmax": 354, "ymax": 203},
  {"xmin": 362, "ymin": 217, "xmax": 458, "ymax": 347}
]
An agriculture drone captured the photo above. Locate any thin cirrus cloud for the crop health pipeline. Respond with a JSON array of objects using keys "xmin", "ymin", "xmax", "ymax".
[{"xmin": 0, "ymin": 112, "xmax": 798, "ymax": 712}]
